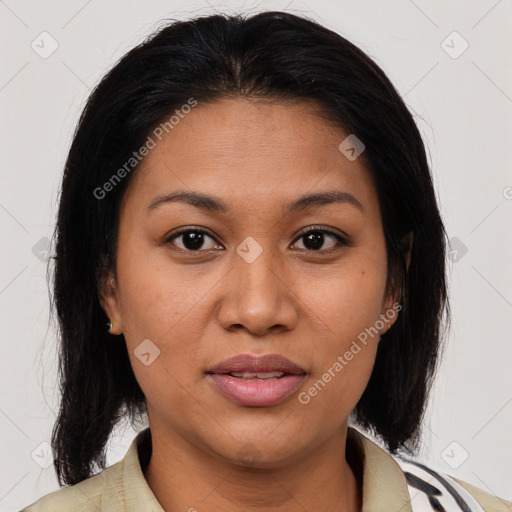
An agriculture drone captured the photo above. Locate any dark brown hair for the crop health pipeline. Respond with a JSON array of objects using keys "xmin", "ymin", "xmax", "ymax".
[{"xmin": 49, "ymin": 10, "xmax": 448, "ymax": 486}]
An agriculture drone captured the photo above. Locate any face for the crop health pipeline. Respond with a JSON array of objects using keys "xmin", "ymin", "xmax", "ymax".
[{"xmin": 100, "ymin": 98, "xmax": 400, "ymax": 468}]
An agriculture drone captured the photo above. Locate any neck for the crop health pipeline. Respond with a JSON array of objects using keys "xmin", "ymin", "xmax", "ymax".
[{"xmin": 143, "ymin": 423, "xmax": 363, "ymax": 512}]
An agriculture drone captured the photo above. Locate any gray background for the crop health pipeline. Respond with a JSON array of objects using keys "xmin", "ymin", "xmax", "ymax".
[{"xmin": 1, "ymin": 0, "xmax": 511, "ymax": 510}]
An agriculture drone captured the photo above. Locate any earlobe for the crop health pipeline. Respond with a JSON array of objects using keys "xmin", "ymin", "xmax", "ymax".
[
  {"xmin": 379, "ymin": 300, "xmax": 401, "ymax": 336},
  {"xmin": 98, "ymin": 270, "xmax": 123, "ymax": 335}
]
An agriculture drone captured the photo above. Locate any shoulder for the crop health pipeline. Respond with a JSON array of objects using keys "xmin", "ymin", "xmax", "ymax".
[
  {"xmin": 395, "ymin": 457, "xmax": 512, "ymax": 512},
  {"xmin": 348, "ymin": 426, "xmax": 511, "ymax": 512},
  {"xmin": 453, "ymin": 477, "xmax": 512, "ymax": 512},
  {"xmin": 21, "ymin": 428, "xmax": 163, "ymax": 512},
  {"xmin": 21, "ymin": 460, "xmax": 124, "ymax": 512}
]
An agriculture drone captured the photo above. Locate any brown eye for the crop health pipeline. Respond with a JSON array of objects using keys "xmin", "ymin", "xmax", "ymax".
[
  {"xmin": 291, "ymin": 227, "xmax": 348, "ymax": 253},
  {"xmin": 165, "ymin": 228, "xmax": 222, "ymax": 252}
]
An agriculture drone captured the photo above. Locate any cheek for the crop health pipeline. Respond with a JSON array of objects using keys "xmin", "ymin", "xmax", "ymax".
[
  {"xmin": 294, "ymin": 247, "xmax": 388, "ymax": 410},
  {"xmin": 115, "ymin": 233, "xmax": 212, "ymax": 340},
  {"xmin": 117, "ymin": 258, "xmax": 210, "ymax": 423},
  {"xmin": 303, "ymin": 247, "xmax": 389, "ymax": 341},
  {"xmin": 114, "ymin": 240, "xmax": 215, "ymax": 397}
]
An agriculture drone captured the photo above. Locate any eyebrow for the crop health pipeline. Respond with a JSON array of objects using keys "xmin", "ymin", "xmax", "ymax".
[{"xmin": 146, "ymin": 189, "xmax": 363, "ymax": 215}]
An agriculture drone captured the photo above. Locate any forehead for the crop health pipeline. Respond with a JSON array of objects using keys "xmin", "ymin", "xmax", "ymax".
[{"xmin": 122, "ymin": 98, "xmax": 377, "ymax": 215}]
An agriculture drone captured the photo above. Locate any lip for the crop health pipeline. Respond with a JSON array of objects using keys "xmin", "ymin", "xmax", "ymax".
[
  {"xmin": 207, "ymin": 353, "xmax": 306, "ymax": 375},
  {"xmin": 206, "ymin": 354, "xmax": 307, "ymax": 407}
]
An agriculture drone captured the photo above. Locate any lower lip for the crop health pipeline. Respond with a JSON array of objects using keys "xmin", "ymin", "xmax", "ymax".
[{"xmin": 207, "ymin": 373, "xmax": 306, "ymax": 407}]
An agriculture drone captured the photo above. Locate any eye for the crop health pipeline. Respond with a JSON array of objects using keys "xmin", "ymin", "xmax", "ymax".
[
  {"xmin": 291, "ymin": 226, "xmax": 349, "ymax": 253},
  {"xmin": 164, "ymin": 227, "xmax": 222, "ymax": 253},
  {"xmin": 164, "ymin": 225, "xmax": 349, "ymax": 255}
]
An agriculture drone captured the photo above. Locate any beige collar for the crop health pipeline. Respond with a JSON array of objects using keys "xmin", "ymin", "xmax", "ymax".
[
  {"xmin": 348, "ymin": 426, "xmax": 412, "ymax": 511},
  {"xmin": 120, "ymin": 426, "xmax": 412, "ymax": 511}
]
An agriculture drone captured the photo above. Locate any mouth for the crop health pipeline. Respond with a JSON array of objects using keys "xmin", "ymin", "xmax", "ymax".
[
  {"xmin": 218, "ymin": 370, "xmax": 291, "ymax": 380},
  {"xmin": 205, "ymin": 354, "xmax": 307, "ymax": 407}
]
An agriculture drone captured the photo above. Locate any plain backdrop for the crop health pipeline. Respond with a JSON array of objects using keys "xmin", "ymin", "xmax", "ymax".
[{"xmin": 1, "ymin": 0, "xmax": 511, "ymax": 510}]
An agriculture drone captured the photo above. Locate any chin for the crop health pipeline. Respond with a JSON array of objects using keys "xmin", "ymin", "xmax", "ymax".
[{"xmin": 208, "ymin": 430, "xmax": 313, "ymax": 470}]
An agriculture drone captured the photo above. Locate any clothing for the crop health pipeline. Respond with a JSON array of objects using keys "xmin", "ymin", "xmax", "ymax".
[{"xmin": 22, "ymin": 427, "xmax": 511, "ymax": 511}]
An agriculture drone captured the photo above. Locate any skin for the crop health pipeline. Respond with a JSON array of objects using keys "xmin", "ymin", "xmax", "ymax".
[{"xmin": 100, "ymin": 98, "xmax": 409, "ymax": 512}]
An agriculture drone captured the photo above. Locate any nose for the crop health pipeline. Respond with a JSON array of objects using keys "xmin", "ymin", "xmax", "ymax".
[{"xmin": 216, "ymin": 243, "xmax": 299, "ymax": 337}]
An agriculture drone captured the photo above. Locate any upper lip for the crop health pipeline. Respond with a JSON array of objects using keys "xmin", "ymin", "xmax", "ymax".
[{"xmin": 207, "ymin": 354, "xmax": 307, "ymax": 375}]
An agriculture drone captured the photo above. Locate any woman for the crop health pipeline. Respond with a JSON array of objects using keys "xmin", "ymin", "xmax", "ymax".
[{"xmin": 22, "ymin": 10, "xmax": 511, "ymax": 512}]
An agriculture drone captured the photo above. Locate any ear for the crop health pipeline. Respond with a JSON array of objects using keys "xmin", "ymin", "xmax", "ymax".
[
  {"xmin": 381, "ymin": 231, "xmax": 413, "ymax": 332},
  {"xmin": 98, "ymin": 269, "xmax": 123, "ymax": 335}
]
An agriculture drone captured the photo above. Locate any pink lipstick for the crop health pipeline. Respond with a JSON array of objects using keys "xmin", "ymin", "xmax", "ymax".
[{"xmin": 206, "ymin": 354, "xmax": 306, "ymax": 407}]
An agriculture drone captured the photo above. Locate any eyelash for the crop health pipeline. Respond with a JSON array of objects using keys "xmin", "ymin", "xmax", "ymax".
[{"xmin": 163, "ymin": 225, "xmax": 349, "ymax": 256}]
